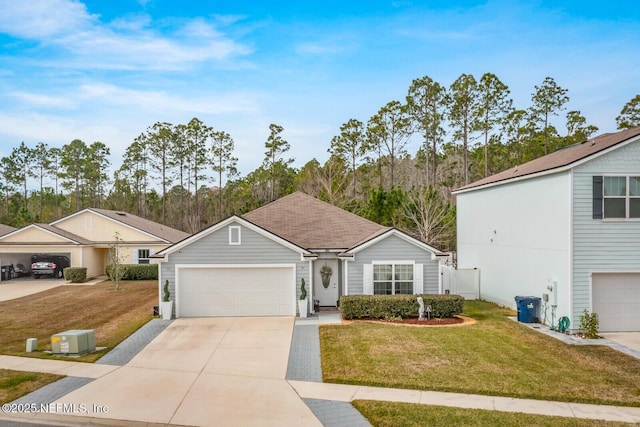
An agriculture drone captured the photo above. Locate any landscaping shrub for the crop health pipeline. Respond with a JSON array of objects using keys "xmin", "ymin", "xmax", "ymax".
[
  {"xmin": 340, "ymin": 294, "xmax": 464, "ymax": 320},
  {"xmin": 579, "ymin": 309, "xmax": 599, "ymax": 339},
  {"xmin": 105, "ymin": 264, "xmax": 158, "ymax": 280},
  {"xmin": 63, "ymin": 267, "xmax": 87, "ymax": 283}
]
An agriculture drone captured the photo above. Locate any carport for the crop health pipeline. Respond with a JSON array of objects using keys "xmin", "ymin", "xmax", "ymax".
[
  {"xmin": 0, "ymin": 252, "xmax": 34, "ymax": 281},
  {"xmin": 0, "ymin": 251, "xmax": 73, "ymax": 282}
]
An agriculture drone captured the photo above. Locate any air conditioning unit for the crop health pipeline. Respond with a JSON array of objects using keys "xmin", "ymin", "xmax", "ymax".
[{"xmin": 51, "ymin": 330, "xmax": 96, "ymax": 356}]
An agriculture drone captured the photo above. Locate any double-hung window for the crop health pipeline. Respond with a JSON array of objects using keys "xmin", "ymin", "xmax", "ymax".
[
  {"xmin": 138, "ymin": 249, "xmax": 150, "ymax": 264},
  {"xmin": 603, "ymin": 176, "xmax": 640, "ymax": 219},
  {"xmin": 373, "ymin": 263, "xmax": 413, "ymax": 295}
]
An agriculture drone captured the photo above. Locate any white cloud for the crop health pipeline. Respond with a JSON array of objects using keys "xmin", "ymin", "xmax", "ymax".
[
  {"xmin": 7, "ymin": 91, "xmax": 76, "ymax": 108},
  {"xmin": 0, "ymin": 0, "xmax": 95, "ymax": 39},
  {"xmin": 0, "ymin": 0, "xmax": 252, "ymax": 70},
  {"xmin": 73, "ymin": 83, "xmax": 260, "ymax": 116},
  {"xmin": 295, "ymin": 41, "xmax": 347, "ymax": 55}
]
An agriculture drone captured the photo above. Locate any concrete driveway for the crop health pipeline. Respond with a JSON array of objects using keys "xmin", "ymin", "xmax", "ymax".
[
  {"xmin": 0, "ymin": 276, "xmax": 107, "ymax": 302},
  {"xmin": 53, "ymin": 317, "xmax": 322, "ymax": 426},
  {"xmin": 601, "ymin": 332, "xmax": 640, "ymax": 355},
  {"xmin": 0, "ymin": 277, "xmax": 64, "ymax": 301}
]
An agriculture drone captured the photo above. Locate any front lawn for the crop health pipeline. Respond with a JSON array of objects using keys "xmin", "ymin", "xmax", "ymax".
[
  {"xmin": 0, "ymin": 280, "xmax": 158, "ymax": 362},
  {"xmin": 0, "ymin": 369, "xmax": 63, "ymax": 404},
  {"xmin": 352, "ymin": 400, "xmax": 637, "ymax": 427},
  {"xmin": 320, "ymin": 300, "xmax": 640, "ymax": 406}
]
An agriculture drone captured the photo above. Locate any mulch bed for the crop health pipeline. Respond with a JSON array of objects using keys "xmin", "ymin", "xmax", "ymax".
[{"xmin": 350, "ymin": 316, "xmax": 466, "ymax": 326}]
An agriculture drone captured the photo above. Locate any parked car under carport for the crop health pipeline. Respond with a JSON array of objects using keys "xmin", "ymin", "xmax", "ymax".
[{"xmin": 31, "ymin": 254, "xmax": 70, "ymax": 279}]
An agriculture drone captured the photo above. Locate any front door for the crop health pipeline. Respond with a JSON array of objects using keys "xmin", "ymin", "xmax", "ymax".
[{"xmin": 314, "ymin": 259, "xmax": 339, "ymax": 307}]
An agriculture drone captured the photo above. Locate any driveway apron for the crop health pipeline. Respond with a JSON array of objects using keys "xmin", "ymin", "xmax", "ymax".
[{"xmin": 52, "ymin": 317, "xmax": 322, "ymax": 426}]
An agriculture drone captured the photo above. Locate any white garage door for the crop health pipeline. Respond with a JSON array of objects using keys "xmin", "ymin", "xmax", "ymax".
[
  {"xmin": 592, "ymin": 273, "xmax": 640, "ymax": 332},
  {"xmin": 177, "ymin": 266, "xmax": 295, "ymax": 317}
]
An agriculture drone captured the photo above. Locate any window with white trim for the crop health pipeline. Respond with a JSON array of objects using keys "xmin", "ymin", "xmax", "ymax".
[
  {"xmin": 229, "ymin": 226, "xmax": 241, "ymax": 245},
  {"xmin": 603, "ymin": 176, "xmax": 640, "ymax": 219},
  {"xmin": 373, "ymin": 263, "xmax": 413, "ymax": 295},
  {"xmin": 138, "ymin": 249, "xmax": 150, "ymax": 264}
]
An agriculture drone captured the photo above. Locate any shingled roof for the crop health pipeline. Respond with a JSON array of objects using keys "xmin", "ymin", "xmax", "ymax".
[
  {"xmin": 0, "ymin": 224, "xmax": 16, "ymax": 237},
  {"xmin": 243, "ymin": 192, "xmax": 390, "ymax": 250},
  {"xmin": 87, "ymin": 209, "xmax": 190, "ymax": 243},
  {"xmin": 455, "ymin": 126, "xmax": 640, "ymax": 192}
]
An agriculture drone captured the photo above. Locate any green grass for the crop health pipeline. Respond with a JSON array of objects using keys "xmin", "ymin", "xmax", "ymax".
[
  {"xmin": 0, "ymin": 280, "xmax": 158, "ymax": 404},
  {"xmin": 320, "ymin": 300, "xmax": 640, "ymax": 406},
  {"xmin": 352, "ymin": 400, "xmax": 639, "ymax": 427},
  {"xmin": 0, "ymin": 369, "xmax": 63, "ymax": 404},
  {"xmin": 0, "ymin": 280, "xmax": 158, "ymax": 362}
]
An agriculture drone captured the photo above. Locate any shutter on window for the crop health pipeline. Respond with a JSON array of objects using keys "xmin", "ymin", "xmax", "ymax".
[
  {"xmin": 593, "ymin": 176, "xmax": 603, "ymax": 219},
  {"xmin": 131, "ymin": 249, "xmax": 138, "ymax": 264},
  {"xmin": 413, "ymin": 264, "xmax": 424, "ymax": 294},
  {"xmin": 363, "ymin": 264, "xmax": 373, "ymax": 295}
]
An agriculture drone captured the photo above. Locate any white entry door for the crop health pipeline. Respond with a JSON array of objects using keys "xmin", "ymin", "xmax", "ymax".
[{"xmin": 314, "ymin": 259, "xmax": 339, "ymax": 306}]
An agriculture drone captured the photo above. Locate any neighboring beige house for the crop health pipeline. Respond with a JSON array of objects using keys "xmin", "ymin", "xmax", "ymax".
[
  {"xmin": 0, "ymin": 209, "xmax": 189, "ymax": 280},
  {"xmin": 0, "ymin": 224, "xmax": 16, "ymax": 237}
]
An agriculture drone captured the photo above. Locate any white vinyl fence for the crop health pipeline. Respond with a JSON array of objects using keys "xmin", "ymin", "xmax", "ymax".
[{"xmin": 440, "ymin": 265, "xmax": 479, "ymax": 299}]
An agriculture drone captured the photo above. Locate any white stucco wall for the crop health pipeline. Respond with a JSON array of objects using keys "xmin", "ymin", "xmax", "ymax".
[{"xmin": 456, "ymin": 172, "xmax": 572, "ymax": 322}]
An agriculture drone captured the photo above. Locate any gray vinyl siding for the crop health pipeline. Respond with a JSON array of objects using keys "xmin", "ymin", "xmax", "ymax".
[
  {"xmin": 348, "ymin": 234, "xmax": 440, "ymax": 294},
  {"xmin": 160, "ymin": 221, "xmax": 309, "ymax": 301},
  {"xmin": 572, "ymin": 140, "xmax": 640, "ymax": 321}
]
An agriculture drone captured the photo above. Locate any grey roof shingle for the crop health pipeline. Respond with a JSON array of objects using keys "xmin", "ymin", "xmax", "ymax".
[
  {"xmin": 88, "ymin": 208, "xmax": 190, "ymax": 243},
  {"xmin": 456, "ymin": 126, "xmax": 640, "ymax": 192},
  {"xmin": 0, "ymin": 224, "xmax": 16, "ymax": 236},
  {"xmin": 243, "ymin": 192, "xmax": 390, "ymax": 250},
  {"xmin": 33, "ymin": 224, "xmax": 93, "ymax": 244}
]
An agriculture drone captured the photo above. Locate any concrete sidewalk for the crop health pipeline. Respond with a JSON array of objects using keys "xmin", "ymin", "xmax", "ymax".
[
  {"xmin": 0, "ymin": 355, "xmax": 118, "ymax": 379},
  {"xmin": 3, "ymin": 359, "xmax": 640, "ymax": 425},
  {"xmin": 289, "ymin": 380, "xmax": 640, "ymax": 424}
]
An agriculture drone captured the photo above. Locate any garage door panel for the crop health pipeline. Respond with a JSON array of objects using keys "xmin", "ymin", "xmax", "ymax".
[
  {"xmin": 593, "ymin": 273, "xmax": 640, "ymax": 332},
  {"xmin": 178, "ymin": 267, "xmax": 294, "ymax": 317}
]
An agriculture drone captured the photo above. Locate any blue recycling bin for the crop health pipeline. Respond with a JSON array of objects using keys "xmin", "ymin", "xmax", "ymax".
[{"xmin": 515, "ymin": 296, "xmax": 541, "ymax": 323}]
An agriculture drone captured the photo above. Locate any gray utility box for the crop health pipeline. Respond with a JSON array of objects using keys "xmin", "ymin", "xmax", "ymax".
[{"xmin": 51, "ymin": 330, "xmax": 96, "ymax": 356}]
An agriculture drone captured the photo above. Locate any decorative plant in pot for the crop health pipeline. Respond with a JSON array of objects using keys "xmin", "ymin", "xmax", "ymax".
[
  {"xmin": 161, "ymin": 280, "xmax": 173, "ymax": 320},
  {"xmin": 320, "ymin": 264, "xmax": 332, "ymax": 288},
  {"xmin": 298, "ymin": 278, "xmax": 308, "ymax": 318}
]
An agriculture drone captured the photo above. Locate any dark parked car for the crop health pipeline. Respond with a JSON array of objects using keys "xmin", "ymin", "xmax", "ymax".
[{"xmin": 31, "ymin": 255, "xmax": 70, "ymax": 279}]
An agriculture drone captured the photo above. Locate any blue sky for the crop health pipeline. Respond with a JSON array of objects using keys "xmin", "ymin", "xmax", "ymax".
[{"xmin": 0, "ymin": 0, "xmax": 638, "ymax": 179}]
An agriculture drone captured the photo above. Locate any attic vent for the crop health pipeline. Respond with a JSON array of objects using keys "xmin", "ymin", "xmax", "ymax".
[
  {"xmin": 115, "ymin": 212, "xmax": 126, "ymax": 216},
  {"xmin": 513, "ymin": 165, "xmax": 518, "ymax": 173},
  {"xmin": 590, "ymin": 140, "xmax": 596, "ymax": 146}
]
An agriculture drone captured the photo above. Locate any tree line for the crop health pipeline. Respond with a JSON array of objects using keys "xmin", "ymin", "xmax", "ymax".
[{"xmin": 1, "ymin": 73, "xmax": 639, "ymax": 251}]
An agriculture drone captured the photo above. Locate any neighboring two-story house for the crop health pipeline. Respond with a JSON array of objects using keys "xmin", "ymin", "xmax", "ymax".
[{"xmin": 454, "ymin": 127, "xmax": 640, "ymax": 332}]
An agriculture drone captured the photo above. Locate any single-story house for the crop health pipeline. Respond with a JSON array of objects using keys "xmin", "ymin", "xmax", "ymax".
[
  {"xmin": 0, "ymin": 209, "xmax": 189, "ymax": 280},
  {"xmin": 152, "ymin": 191, "xmax": 448, "ymax": 317},
  {"xmin": 454, "ymin": 126, "xmax": 640, "ymax": 332}
]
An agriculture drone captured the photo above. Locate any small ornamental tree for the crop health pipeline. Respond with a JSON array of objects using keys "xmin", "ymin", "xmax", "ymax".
[{"xmin": 108, "ymin": 231, "xmax": 126, "ymax": 290}]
